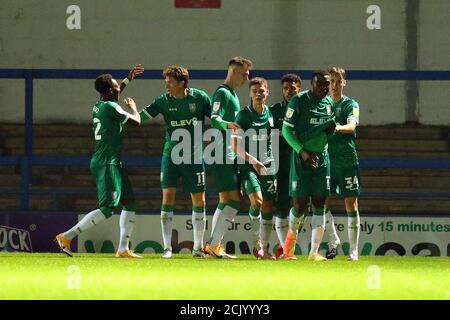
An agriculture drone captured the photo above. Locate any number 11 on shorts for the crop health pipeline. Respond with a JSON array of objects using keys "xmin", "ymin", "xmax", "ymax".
[{"xmin": 196, "ymin": 172, "xmax": 205, "ymax": 186}]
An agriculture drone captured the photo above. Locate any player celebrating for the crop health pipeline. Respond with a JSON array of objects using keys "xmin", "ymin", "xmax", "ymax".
[
  {"xmin": 205, "ymin": 57, "xmax": 253, "ymax": 259},
  {"xmin": 140, "ymin": 66, "xmax": 212, "ymax": 258},
  {"xmin": 55, "ymin": 65, "xmax": 144, "ymax": 258},
  {"xmin": 324, "ymin": 67, "xmax": 362, "ymax": 261},
  {"xmin": 270, "ymin": 74, "xmax": 302, "ymax": 258},
  {"xmin": 232, "ymin": 77, "xmax": 276, "ymax": 259},
  {"xmin": 282, "ymin": 70, "xmax": 336, "ymax": 261}
]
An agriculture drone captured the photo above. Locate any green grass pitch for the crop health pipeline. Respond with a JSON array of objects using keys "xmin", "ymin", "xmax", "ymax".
[{"xmin": 0, "ymin": 253, "xmax": 448, "ymax": 300}]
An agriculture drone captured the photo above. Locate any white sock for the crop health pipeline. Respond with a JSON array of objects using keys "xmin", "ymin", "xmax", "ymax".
[
  {"xmin": 211, "ymin": 206, "xmax": 222, "ymax": 237},
  {"xmin": 288, "ymin": 208, "xmax": 301, "ymax": 234},
  {"xmin": 261, "ymin": 217, "xmax": 273, "ymax": 249},
  {"xmin": 298, "ymin": 213, "xmax": 307, "ymax": 233},
  {"xmin": 118, "ymin": 210, "xmax": 135, "ymax": 252},
  {"xmin": 325, "ymin": 210, "xmax": 341, "ymax": 248},
  {"xmin": 348, "ymin": 212, "xmax": 360, "ymax": 255},
  {"xmin": 192, "ymin": 209, "xmax": 206, "ymax": 251},
  {"xmin": 275, "ymin": 217, "xmax": 288, "ymax": 245},
  {"xmin": 249, "ymin": 214, "xmax": 261, "ymax": 246},
  {"xmin": 310, "ymin": 214, "xmax": 326, "ymax": 254},
  {"xmin": 161, "ymin": 210, "xmax": 173, "ymax": 251},
  {"xmin": 210, "ymin": 204, "xmax": 238, "ymax": 245},
  {"xmin": 63, "ymin": 209, "xmax": 106, "ymax": 240}
]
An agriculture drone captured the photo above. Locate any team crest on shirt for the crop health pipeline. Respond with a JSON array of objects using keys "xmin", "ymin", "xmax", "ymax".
[
  {"xmin": 353, "ymin": 107, "xmax": 359, "ymax": 117},
  {"xmin": 268, "ymin": 117, "xmax": 274, "ymax": 127},
  {"xmin": 213, "ymin": 102, "xmax": 220, "ymax": 112},
  {"xmin": 286, "ymin": 108, "xmax": 294, "ymax": 119},
  {"xmin": 326, "ymin": 104, "xmax": 332, "ymax": 115},
  {"xmin": 189, "ymin": 103, "xmax": 196, "ymax": 113}
]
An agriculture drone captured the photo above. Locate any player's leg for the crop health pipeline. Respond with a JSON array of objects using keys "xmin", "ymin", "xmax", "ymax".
[
  {"xmin": 206, "ymin": 164, "xmax": 241, "ymax": 258},
  {"xmin": 159, "ymin": 155, "xmax": 179, "ymax": 258},
  {"xmin": 183, "ymin": 163, "xmax": 207, "ymax": 257},
  {"xmin": 345, "ymin": 197, "xmax": 359, "ymax": 261},
  {"xmin": 211, "ymin": 201, "xmax": 226, "ymax": 237},
  {"xmin": 274, "ymin": 170, "xmax": 290, "ymax": 258},
  {"xmin": 190, "ymin": 192, "xmax": 206, "ymax": 257},
  {"xmin": 209, "ymin": 164, "xmax": 233, "ymax": 237},
  {"xmin": 55, "ymin": 165, "xmax": 117, "ymax": 256},
  {"xmin": 337, "ymin": 165, "xmax": 361, "ymax": 261},
  {"xmin": 282, "ymin": 155, "xmax": 309, "ymax": 259},
  {"xmin": 325, "ymin": 166, "xmax": 341, "ymax": 253},
  {"xmin": 259, "ymin": 174, "xmax": 277, "ymax": 259},
  {"xmin": 247, "ymin": 192, "xmax": 263, "ymax": 258},
  {"xmin": 308, "ymin": 153, "xmax": 331, "ymax": 261},
  {"xmin": 290, "ymin": 152, "xmax": 310, "ymax": 234},
  {"xmin": 260, "ymin": 199, "xmax": 275, "ymax": 260},
  {"xmin": 160, "ymin": 188, "xmax": 176, "ymax": 258},
  {"xmin": 282, "ymin": 196, "xmax": 309, "ymax": 259},
  {"xmin": 116, "ymin": 168, "xmax": 142, "ymax": 258},
  {"xmin": 242, "ymin": 170, "xmax": 263, "ymax": 257},
  {"xmin": 324, "ymin": 197, "xmax": 341, "ymax": 260},
  {"xmin": 309, "ymin": 195, "xmax": 327, "ymax": 261}
]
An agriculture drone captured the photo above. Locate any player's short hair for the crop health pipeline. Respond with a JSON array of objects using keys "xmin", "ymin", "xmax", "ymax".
[
  {"xmin": 163, "ymin": 66, "xmax": 189, "ymax": 87},
  {"xmin": 281, "ymin": 73, "xmax": 302, "ymax": 85},
  {"xmin": 248, "ymin": 77, "xmax": 268, "ymax": 88},
  {"xmin": 228, "ymin": 56, "xmax": 253, "ymax": 69},
  {"xmin": 329, "ymin": 67, "xmax": 346, "ymax": 80},
  {"xmin": 311, "ymin": 70, "xmax": 330, "ymax": 82},
  {"xmin": 94, "ymin": 74, "xmax": 114, "ymax": 94}
]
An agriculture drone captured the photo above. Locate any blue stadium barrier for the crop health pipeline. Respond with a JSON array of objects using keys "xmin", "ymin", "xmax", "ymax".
[{"xmin": 1, "ymin": 68, "xmax": 449, "ymax": 210}]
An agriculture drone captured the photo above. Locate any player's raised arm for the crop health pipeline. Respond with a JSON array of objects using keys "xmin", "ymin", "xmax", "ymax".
[{"xmin": 120, "ymin": 64, "xmax": 145, "ymax": 92}]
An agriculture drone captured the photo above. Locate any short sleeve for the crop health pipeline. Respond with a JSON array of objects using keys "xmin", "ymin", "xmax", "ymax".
[
  {"xmin": 108, "ymin": 102, "xmax": 129, "ymax": 124},
  {"xmin": 347, "ymin": 100, "xmax": 360, "ymax": 124},
  {"xmin": 211, "ymin": 89, "xmax": 228, "ymax": 120},
  {"xmin": 140, "ymin": 96, "xmax": 163, "ymax": 121}
]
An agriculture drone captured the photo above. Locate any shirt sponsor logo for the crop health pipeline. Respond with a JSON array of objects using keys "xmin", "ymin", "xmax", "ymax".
[
  {"xmin": 310, "ymin": 118, "xmax": 330, "ymax": 124},
  {"xmin": 213, "ymin": 102, "xmax": 220, "ymax": 112},
  {"xmin": 170, "ymin": 117, "xmax": 198, "ymax": 127},
  {"xmin": 189, "ymin": 103, "xmax": 196, "ymax": 113},
  {"xmin": 169, "ymin": 107, "xmax": 178, "ymax": 112},
  {"xmin": 311, "ymin": 109, "xmax": 328, "ymax": 116},
  {"xmin": 251, "ymin": 122, "xmax": 266, "ymax": 127}
]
